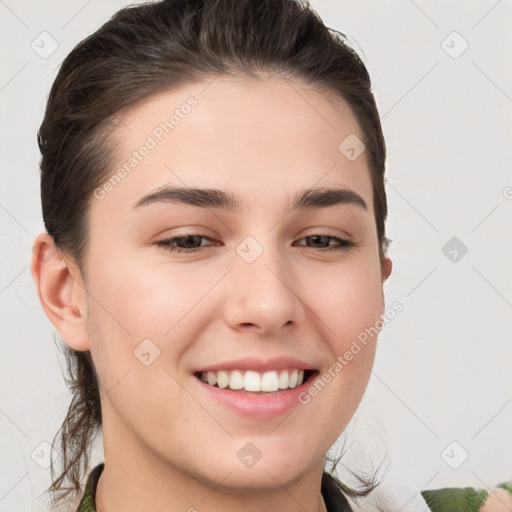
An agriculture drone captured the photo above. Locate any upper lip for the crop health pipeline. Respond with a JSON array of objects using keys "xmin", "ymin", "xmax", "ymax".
[{"xmin": 194, "ymin": 356, "xmax": 318, "ymax": 374}]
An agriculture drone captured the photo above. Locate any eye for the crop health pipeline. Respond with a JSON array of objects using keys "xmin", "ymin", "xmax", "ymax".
[
  {"xmin": 294, "ymin": 235, "xmax": 355, "ymax": 251},
  {"xmin": 155, "ymin": 235, "xmax": 216, "ymax": 253}
]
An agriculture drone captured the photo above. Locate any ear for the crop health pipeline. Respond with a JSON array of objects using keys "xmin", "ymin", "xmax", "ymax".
[
  {"xmin": 381, "ymin": 255, "xmax": 392, "ymax": 282},
  {"xmin": 30, "ymin": 233, "xmax": 90, "ymax": 351},
  {"xmin": 377, "ymin": 255, "xmax": 393, "ymax": 318}
]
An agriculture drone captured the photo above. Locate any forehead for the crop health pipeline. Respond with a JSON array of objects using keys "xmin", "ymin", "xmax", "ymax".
[{"xmin": 91, "ymin": 75, "xmax": 373, "ymax": 218}]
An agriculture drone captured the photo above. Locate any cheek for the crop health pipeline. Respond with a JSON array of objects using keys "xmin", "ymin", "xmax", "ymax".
[
  {"xmin": 88, "ymin": 253, "xmax": 211, "ymax": 339},
  {"xmin": 84, "ymin": 259, "xmax": 194, "ymax": 432},
  {"xmin": 84, "ymin": 252, "xmax": 238, "ymax": 410},
  {"xmin": 303, "ymin": 258, "xmax": 383, "ymax": 407},
  {"xmin": 308, "ymin": 258, "xmax": 384, "ymax": 349},
  {"xmin": 84, "ymin": 255, "xmax": 202, "ymax": 393}
]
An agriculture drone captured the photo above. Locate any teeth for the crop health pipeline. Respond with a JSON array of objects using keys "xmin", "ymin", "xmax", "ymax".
[
  {"xmin": 230, "ymin": 370, "xmax": 244, "ymax": 390},
  {"xmin": 216, "ymin": 370, "xmax": 229, "ymax": 389},
  {"xmin": 278, "ymin": 370, "xmax": 289, "ymax": 389},
  {"xmin": 199, "ymin": 369, "xmax": 306, "ymax": 392},
  {"xmin": 244, "ymin": 370, "xmax": 261, "ymax": 391},
  {"xmin": 289, "ymin": 369, "xmax": 298, "ymax": 388},
  {"xmin": 261, "ymin": 370, "xmax": 279, "ymax": 392}
]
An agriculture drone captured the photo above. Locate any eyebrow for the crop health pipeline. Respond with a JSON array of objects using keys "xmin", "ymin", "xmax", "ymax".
[{"xmin": 133, "ymin": 185, "xmax": 367, "ymax": 212}]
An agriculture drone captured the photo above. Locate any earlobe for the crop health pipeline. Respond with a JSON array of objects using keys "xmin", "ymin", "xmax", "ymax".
[{"xmin": 30, "ymin": 233, "xmax": 90, "ymax": 351}]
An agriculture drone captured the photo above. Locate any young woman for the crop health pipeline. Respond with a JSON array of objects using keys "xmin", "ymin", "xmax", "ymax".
[{"xmin": 30, "ymin": 0, "xmax": 394, "ymax": 510}]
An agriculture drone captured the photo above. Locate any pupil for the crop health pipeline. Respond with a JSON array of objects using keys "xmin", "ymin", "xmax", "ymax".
[{"xmin": 182, "ymin": 235, "xmax": 198, "ymax": 248}]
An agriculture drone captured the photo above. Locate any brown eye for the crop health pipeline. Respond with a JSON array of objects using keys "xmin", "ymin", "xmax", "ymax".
[
  {"xmin": 155, "ymin": 235, "xmax": 214, "ymax": 253},
  {"xmin": 295, "ymin": 235, "xmax": 355, "ymax": 251}
]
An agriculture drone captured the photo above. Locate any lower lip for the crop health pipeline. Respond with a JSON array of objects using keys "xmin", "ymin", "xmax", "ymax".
[{"xmin": 193, "ymin": 371, "xmax": 318, "ymax": 420}]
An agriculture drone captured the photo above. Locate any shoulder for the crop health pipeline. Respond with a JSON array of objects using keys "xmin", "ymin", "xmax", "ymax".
[
  {"xmin": 321, "ymin": 473, "xmax": 512, "ymax": 512},
  {"xmin": 421, "ymin": 481, "xmax": 512, "ymax": 512}
]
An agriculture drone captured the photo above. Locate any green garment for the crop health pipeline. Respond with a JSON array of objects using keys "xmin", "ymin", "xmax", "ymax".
[
  {"xmin": 421, "ymin": 482, "xmax": 512, "ymax": 512},
  {"xmin": 76, "ymin": 464, "xmax": 102, "ymax": 512},
  {"xmin": 76, "ymin": 463, "xmax": 512, "ymax": 512}
]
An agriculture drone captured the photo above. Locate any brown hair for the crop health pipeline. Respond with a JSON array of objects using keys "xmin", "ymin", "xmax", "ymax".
[{"xmin": 38, "ymin": 0, "xmax": 390, "ymax": 507}]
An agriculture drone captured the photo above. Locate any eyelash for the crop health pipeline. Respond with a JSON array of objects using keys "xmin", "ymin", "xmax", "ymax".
[{"xmin": 154, "ymin": 234, "xmax": 355, "ymax": 254}]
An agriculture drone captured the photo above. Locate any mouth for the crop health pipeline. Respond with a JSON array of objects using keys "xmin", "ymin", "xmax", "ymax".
[
  {"xmin": 193, "ymin": 368, "xmax": 318, "ymax": 394},
  {"xmin": 192, "ymin": 366, "xmax": 320, "ymax": 419}
]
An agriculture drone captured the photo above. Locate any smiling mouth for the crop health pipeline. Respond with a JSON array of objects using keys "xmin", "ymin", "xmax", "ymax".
[{"xmin": 193, "ymin": 368, "xmax": 318, "ymax": 394}]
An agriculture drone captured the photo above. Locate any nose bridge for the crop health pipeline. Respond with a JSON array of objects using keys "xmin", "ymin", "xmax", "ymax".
[{"xmin": 223, "ymin": 234, "xmax": 303, "ymax": 332}]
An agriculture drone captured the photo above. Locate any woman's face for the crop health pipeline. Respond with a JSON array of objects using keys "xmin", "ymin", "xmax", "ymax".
[{"xmin": 81, "ymin": 76, "xmax": 391, "ymax": 490}]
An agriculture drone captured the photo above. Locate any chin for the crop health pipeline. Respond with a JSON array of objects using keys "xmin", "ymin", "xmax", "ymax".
[
  {"xmin": 198, "ymin": 441, "xmax": 318, "ymax": 492},
  {"xmin": 210, "ymin": 461, "xmax": 311, "ymax": 492}
]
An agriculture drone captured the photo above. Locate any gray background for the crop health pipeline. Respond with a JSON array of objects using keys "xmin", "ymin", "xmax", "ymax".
[{"xmin": 1, "ymin": 1, "xmax": 511, "ymax": 510}]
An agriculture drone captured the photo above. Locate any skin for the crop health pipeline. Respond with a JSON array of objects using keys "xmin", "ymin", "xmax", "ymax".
[
  {"xmin": 481, "ymin": 489, "xmax": 512, "ymax": 511},
  {"xmin": 31, "ymin": 75, "xmax": 392, "ymax": 512}
]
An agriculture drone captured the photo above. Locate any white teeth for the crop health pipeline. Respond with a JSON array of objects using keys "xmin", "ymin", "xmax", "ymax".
[
  {"xmin": 229, "ymin": 370, "xmax": 244, "ymax": 390},
  {"xmin": 289, "ymin": 369, "xmax": 298, "ymax": 388},
  {"xmin": 278, "ymin": 370, "xmax": 289, "ymax": 389},
  {"xmin": 199, "ymin": 369, "xmax": 306, "ymax": 392},
  {"xmin": 244, "ymin": 371, "xmax": 261, "ymax": 391},
  {"xmin": 261, "ymin": 371, "xmax": 279, "ymax": 392},
  {"xmin": 216, "ymin": 370, "xmax": 229, "ymax": 389}
]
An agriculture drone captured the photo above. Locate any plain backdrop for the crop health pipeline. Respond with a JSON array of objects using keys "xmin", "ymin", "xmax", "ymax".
[{"xmin": 1, "ymin": 1, "xmax": 511, "ymax": 511}]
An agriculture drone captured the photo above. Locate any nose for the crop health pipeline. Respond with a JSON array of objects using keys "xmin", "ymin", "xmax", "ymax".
[{"xmin": 221, "ymin": 241, "xmax": 306, "ymax": 336}]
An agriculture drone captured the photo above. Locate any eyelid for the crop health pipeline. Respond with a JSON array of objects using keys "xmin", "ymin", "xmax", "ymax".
[{"xmin": 151, "ymin": 226, "xmax": 217, "ymax": 240}]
